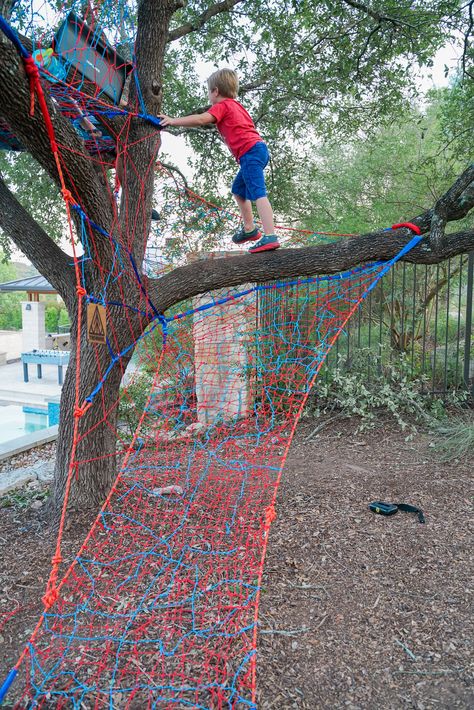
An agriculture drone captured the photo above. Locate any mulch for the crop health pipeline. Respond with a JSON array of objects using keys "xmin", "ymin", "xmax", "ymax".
[
  {"xmin": 0, "ymin": 416, "xmax": 472, "ymax": 708},
  {"xmin": 256, "ymin": 417, "xmax": 473, "ymax": 709}
]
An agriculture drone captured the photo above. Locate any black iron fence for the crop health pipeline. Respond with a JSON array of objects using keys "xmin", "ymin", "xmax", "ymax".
[
  {"xmin": 330, "ymin": 253, "xmax": 474, "ymax": 397},
  {"xmin": 257, "ymin": 253, "xmax": 474, "ymax": 398}
]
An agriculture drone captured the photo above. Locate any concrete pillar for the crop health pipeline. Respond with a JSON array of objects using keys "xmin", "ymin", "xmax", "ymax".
[
  {"xmin": 189, "ymin": 251, "xmax": 256, "ymax": 426},
  {"xmin": 21, "ymin": 301, "xmax": 46, "ymax": 352}
]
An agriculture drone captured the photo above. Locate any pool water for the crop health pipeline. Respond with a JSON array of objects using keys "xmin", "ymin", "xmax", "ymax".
[{"xmin": 0, "ymin": 404, "xmax": 49, "ymax": 445}]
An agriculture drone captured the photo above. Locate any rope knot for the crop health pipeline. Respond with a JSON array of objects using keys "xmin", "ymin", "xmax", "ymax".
[
  {"xmin": 42, "ymin": 588, "xmax": 59, "ymax": 610},
  {"xmin": 61, "ymin": 188, "xmax": 74, "ymax": 203},
  {"xmin": 73, "ymin": 406, "xmax": 86, "ymax": 419},
  {"xmin": 22, "ymin": 56, "xmax": 40, "ymax": 116},
  {"xmin": 51, "ymin": 554, "xmax": 62, "ymax": 566},
  {"xmin": 76, "ymin": 286, "xmax": 87, "ymax": 297},
  {"xmin": 265, "ymin": 505, "xmax": 276, "ymax": 527},
  {"xmin": 22, "ymin": 55, "xmax": 40, "ymax": 79}
]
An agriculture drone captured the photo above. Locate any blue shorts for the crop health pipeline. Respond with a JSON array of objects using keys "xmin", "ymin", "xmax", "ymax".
[{"xmin": 231, "ymin": 141, "xmax": 269, "ymax": 201}]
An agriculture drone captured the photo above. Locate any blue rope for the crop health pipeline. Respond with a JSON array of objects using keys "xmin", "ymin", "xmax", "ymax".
[
  {"xmin": 0, "ymin": 13, "xmax": 29, "ymax": 57},
  {"xmin": 0, "ymin": 668, "xmax": 18, "ymax": 704}
]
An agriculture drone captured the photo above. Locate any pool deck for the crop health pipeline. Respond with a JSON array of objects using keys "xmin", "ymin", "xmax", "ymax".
[{"xmin": 0, "ymin": 360, "xmax": 64, "ymax": 406}]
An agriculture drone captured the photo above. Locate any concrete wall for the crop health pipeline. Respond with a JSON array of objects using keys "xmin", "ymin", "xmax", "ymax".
[
  {"xmin": 21, "ymin": 301, "xmax": 46, "ymax": 351},
  {"xmin": 190, "ymin": 251, "xmax": 256, "ymax": 426}
]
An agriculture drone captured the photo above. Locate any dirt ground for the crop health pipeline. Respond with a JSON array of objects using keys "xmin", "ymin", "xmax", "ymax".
[{"xmin": 0, "ymin": 416, "xmax": 472, "ymax": 709}]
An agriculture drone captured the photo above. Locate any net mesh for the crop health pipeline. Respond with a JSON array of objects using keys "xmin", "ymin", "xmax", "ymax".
[
  {"xmin": 16, "ymin": 264, "xmax": 386, "ymax": 709},
  {"xmin": 0, "ymin": 2, "xmax": 419, "ymax": 707}
]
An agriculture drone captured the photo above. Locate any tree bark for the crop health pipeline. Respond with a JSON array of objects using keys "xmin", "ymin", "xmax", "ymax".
[
  {"xmin": 52, "ymin": 321, "xmax": 128, "ymax": 512},
  {"xmin": 147, "ymin": 227, "xmax": 474, "ymax": 314},
  {"xmin": 0, "ymin": 175, "xmax": 75, "ymax": 303}
]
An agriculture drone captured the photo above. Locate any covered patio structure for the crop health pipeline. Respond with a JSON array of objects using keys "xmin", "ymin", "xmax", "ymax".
[{"xmin": 0, "ymin": 275, "xmax": 69, "ymax": 354}]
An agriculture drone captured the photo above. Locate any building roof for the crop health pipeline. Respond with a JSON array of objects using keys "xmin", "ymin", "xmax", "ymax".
[{"xmin": 0, "ymin": 275, "xmax": 56, "ymax": 293}]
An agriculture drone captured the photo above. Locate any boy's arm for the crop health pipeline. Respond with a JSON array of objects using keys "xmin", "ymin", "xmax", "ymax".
[{"xmin": 158, "ymin": 112, "xmax": 216, "ymax": 128}]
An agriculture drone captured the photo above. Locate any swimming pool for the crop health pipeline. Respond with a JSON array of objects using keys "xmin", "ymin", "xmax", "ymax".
[{"xmin": 0, "ymin": 404, "xmax": 49, "ymax": 445}]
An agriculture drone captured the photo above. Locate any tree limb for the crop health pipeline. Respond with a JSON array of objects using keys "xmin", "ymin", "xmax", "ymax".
[
  {"xmin": 168, "ymin": 0, "xmax": 245, "ymax": 42},
  {"xmin": 0, "ymin": 42, "xmax": 112, "ymax": 233},
  {"xmin": 0, "ymin": 173, "xmax": 75, "ymax": 303},
  {"xmin": 146, "ymin": 163, "xmax": 474, "ymax": 314},
  {"xmin": 430, "ymin": 163, "xmax": 474, "ymax": 252},
  {"xmin": 158, "ymin": 160, "xmax": 189, "ymax": 187},
  {"xmin": 340, "ymin": 0, "xmax": 417, "ymax": 29},
  {"xmin": 146, "ymin": 227, "xmax": 474, "ymax": 315}
]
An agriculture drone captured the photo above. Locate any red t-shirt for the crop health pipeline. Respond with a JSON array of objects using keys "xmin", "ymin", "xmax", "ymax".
[{"xmin": 208, "ymin": 99, "xmax": 262, "ymax": 161}]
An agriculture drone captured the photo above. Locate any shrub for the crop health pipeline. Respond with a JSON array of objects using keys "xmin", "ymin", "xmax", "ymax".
[
  {"xmin": 45, "ymin": 304, "xmax": 61, "ymax": 333},
  {"xmin": 309, "ymin": 349, "xmax": 442, "ymax": 433},
  {"xmin": 430, "ymin": 410, "xmax": 474, "ymax": 462}
]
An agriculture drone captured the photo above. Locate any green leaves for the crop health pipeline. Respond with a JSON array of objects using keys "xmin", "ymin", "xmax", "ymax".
[
  {"xmin": 159, "ymin": 0, "xmax": 472, "ymax": 223},
  {"xmin": 0, "ymin": 153, "xmax": 64, "ymax": 246}
]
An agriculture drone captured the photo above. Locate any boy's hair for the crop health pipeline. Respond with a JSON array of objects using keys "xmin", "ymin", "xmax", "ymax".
[{"xmin": 207, "ymin": 69, "xmax": 239, "ymax": 98}]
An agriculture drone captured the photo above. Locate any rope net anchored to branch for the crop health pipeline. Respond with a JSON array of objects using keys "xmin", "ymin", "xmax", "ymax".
[
  {"xmin": 11, "ymin": 263, "xmax": 400, "ymax": 710},
  {"xmin": 0, "ymin": 2, "xmax": 423, "ymax": 707}
]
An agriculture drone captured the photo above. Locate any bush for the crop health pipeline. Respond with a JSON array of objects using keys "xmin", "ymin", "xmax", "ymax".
[
  {"xmin": 118, "ymin": 369, "xmax": 155, "ymax": 439},
  {"xmin": 0, "ymin": 293, "xmax": 22, "ymax": 330},
  {"xmin": 310, "ymin": 349, "xmax": 442, "ymax": 433},
  {"xmin": 45, "ymin": 304, "xmax": 61, "ymax": 333},
  {"xmin": 58, "ymin": 308, "xmax": 70, "ymax": 330}
]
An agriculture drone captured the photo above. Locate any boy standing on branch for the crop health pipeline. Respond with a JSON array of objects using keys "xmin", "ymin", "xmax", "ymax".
[{"xmin": 159, "ymin": 68, "xmax": 280, "ymax": 253}]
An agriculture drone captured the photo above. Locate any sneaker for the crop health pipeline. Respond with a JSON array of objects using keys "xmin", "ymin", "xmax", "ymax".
[
  {"xmin": 248, "ymin": 235, "xmax": 280, "ymax": 253},
  {"xmin": 232, "ymin": 226, "xmax": 261, "ymax": 244}
]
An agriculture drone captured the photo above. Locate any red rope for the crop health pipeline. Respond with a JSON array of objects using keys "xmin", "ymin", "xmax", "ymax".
[{"xmin": 392, "ymin": 222, "xmax": 422, "ymax": 235}]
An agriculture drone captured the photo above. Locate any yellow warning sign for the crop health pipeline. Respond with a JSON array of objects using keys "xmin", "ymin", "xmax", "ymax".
[{"xmin": 87, "ymin": 303, "xmax": 107, "ymax": 345}]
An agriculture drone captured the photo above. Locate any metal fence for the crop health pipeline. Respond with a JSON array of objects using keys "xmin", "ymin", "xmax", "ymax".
[
  {"xmin": 337, "ymin": 252, "xmax": 474, "ymax": 397},
  {"xmin": 258, "ymin": 253, "xmax": 474, "ymax": 399}
]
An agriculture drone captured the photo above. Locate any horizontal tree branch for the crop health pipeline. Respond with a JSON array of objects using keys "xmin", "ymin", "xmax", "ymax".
[
  {"xmin": 168, "ymin": 0, "xmax": 244, "ymax": 42},
  {"xmin": 146, "ymin": 163, "xmax": 474, "ymax": 314},
  {"xmin": 0, "ymin": 174, "xmax": 75, "ymax": 303},
  {"xmin": 147, "ymin": 227, "xmax": 474, "ymax": 315}
]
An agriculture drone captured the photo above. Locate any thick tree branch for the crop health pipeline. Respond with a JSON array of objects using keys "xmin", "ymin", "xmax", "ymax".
[
  {"xmin": 430, "ymin": 163, "xmax": 474, "ymax": 252},
  {"xmin": 122, "ymin": 0, "xmax": 180, "ymax": 267},
  {"xmin": 168, "ymin": 0, "xmax": 245, "ymax": 42},
  {"xmin": 147, "ymin": 164, "xmax": 474, "ymax": 314},
  {"xmin": 0, "ymin": 174, "xmax": 75, "ymax": 303},
  {"xmin": 147, "ymin": 228, "xmax": 474, "ymax": 315}
]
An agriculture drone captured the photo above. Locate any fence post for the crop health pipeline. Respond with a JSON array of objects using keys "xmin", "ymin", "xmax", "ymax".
[{"xmin": 463, "ymin": 252, "xmax": 474, "ymax": 397}]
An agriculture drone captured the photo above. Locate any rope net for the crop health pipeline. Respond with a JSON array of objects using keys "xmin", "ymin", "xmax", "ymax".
[
  {"xmin": 0, "ymin": 2, "xmax": 421, "ymax": 707},
  {"xmin": 14, "ymin": 264, "xmax": 389, "ymax": 710}
]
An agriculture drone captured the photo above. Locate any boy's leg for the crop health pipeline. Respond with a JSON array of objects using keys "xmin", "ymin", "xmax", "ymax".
[
  {"xmin": 231, "ymin": 170, "xmax": 261, "ymax": 243},
  {"xmin": 233, "ymin": 193, "xmax": 255, "ymax": 233},
  {"xmin": 255, "ymin": 196, "xmax": 275, "ymax": 236},
  {"xmin": 237, "ymin": 143, "xmax": 279, "ymax": 253},
  {"xmin": 249, "ymin": 196, "xmax": 279, "ymax": 253}
]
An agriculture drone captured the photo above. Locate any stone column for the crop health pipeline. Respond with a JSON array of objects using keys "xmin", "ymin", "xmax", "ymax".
[
  {"xmin": 189, "ymin": 251, "xmax": 256, "ymax": 426},
  {"xmin": 21, "ymin": 301, "xmax": 46, "ymax": 351}
]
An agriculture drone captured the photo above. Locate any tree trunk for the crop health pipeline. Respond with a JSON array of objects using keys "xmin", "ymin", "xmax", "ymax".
[{"xmin": 51, "ymin": 301, "xmax": 135, "ymax": 513}]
